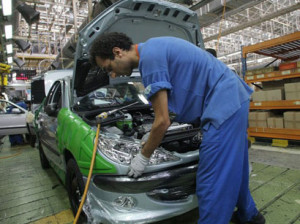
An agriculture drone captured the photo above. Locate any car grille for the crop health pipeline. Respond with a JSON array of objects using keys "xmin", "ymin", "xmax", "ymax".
[{"xmin": 147, "ymin": 183, "xmax": 196, "ymax": 201}]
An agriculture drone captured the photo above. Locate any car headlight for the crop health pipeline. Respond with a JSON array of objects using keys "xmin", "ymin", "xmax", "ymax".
[{"xmin": 97, "ymin": 135, "xmax": 180, "ymax": 165}]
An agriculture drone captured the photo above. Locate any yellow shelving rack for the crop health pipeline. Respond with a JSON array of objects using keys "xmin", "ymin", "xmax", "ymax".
[{"xmin": 242, "ymin": 31, "xmax": 300, "ymax": 141}]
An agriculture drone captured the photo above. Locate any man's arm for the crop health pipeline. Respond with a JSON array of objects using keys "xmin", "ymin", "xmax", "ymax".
[
  {"xmin": 141, "ymin": 89, "xmax": 170, "ymax": 158},
  {"xmin": 128, "ymin": 89, "xmax": 170, "ymax": 178}
]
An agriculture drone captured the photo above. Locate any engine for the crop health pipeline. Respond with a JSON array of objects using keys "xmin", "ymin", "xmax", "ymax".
[{"xmin": 98, "ymin": 110, "xmax": 202, "ymax": 153}]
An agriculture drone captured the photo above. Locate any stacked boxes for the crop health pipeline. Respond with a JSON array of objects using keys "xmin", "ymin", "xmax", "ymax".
[
  {"xmin": 252, "ymin": 91, "xmax": 266, "ymax": 101},
  {"xmin": 267, "ymin": 117, "xmax": 284, "ymax": 128},
  {"xmin": 248, "ymin": 62, "xmax": 300, "ymax": 130},
  {"xmin": 249, "ymin": 111, "xmax": 300, "ymax": 129},
  {"xmin": 251, "ymin": 82, "xmax": 300, "ymax": 101},
  {"xmin": 245, "ymin": 66, "xmax": 276, "ymax": 76},
  {"xmin": 284, "ymin": 82, "xmax": 300, "ymax": 100},
  {"xmin": 249, "ymin": 112, "xmax": 272, "ymax": 128},
  {"xmin": 252, "ymin": 89, "xmax": 283, "ymax": 101},
  {"xmin": 283, "ymin": 111, "xmax": 300, "ymax": 129},
  {"xmin": 249, "ymin": 111, "xmax": 285, "ymax": 128}
]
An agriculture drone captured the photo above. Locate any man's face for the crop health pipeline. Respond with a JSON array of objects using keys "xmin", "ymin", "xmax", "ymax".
[{"xmin": 95, "ymin": 47, "xmax": 133, "ymax": 78}]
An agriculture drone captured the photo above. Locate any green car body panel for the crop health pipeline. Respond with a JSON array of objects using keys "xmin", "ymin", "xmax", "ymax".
[{"xmin": 57, "ymin": 108, "xmax": 117, "ymax": 176}]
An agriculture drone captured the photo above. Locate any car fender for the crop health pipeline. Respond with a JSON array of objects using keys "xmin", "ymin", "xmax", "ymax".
[{"xmin": 57, "ymin": 108, "xmax": 117, "ymax": 176}]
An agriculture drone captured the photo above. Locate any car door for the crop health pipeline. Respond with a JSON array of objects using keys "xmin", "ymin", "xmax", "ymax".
[
  {"xmin": 38, "ymin": 81, "xmax": 63, "ymax": 167},
  {"xmin": 0, "ymin": 100, "xmax": 28, "ymax": 135}
]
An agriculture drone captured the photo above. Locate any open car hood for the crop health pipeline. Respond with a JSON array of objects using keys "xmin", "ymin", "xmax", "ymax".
[{"xmin": 73, "ymin": 0, "xmax": 203, "ymax": 97}]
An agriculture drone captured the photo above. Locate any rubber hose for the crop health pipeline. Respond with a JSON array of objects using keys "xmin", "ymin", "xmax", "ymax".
[{"xmin": 73, "ymin": 123, "xmax": 100, "ymax": 224}]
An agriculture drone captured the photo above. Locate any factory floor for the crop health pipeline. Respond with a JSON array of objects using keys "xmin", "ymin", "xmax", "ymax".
[{"xmin": 0, "ymin": 136, "xmax": 300, "ymax": 224}]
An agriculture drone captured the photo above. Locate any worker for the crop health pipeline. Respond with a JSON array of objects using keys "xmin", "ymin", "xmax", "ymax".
[{"xmin": 90, "ymin": 32, "xmax": 265, "ymax": 224}]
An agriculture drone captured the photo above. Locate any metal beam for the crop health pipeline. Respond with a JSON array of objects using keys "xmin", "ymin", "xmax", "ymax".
[
  {"xmin": 199, "ymin": 0, "xmax": 265, "ymax": 27},
  {"xmin": 189, "ymin": 0, "xmax": 214, "ymax": 11},
  {"xmin": 72, "ymin": 0, "xmax": 78, "ymax": 36},
  {"xmin": 203, "ymin": 2, "xmax": 300, "ymax": 42},
  {"xmin": 242, "ymin": 31, "xmax": 300, "ymax": 58},
  {"xmin": 18, "ymin": 0, "xmax": 72, "ymax": 7},
  {"xmin": 15, "ymin": 53, "xmax": 56, "ymax": 60},
  {"xmin": 88, "ymin": 0, "xmax": 93, "ymax": 22}
]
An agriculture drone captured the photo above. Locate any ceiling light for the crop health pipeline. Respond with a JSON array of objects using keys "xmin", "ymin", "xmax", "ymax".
[
  {"xmin": 2, "ymin": 0, "xmax": 12, "ymax": 16},
  {"xmin": 7, "ymin": 56, "xmax": 13, "ymax": 64},
  {"xmin": 6, "ymin": 44, "xmax": 13, "ymax": 54},
  {"xmin": 4, "ymin": 24, "xmax": 13, "ymax": 39}
]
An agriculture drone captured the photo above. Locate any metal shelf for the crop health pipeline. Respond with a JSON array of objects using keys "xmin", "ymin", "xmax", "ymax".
[
  {"xmin": 250, "ymin": 100, "xmax": 300, "ymax": 110},
  {"xmin": 242, "ymin": 31, "xmax": 300, "ymax": 61},
  {"xmin": 248, "ymin": 127, "xmax": 300, "ymax": 140},
  {"xmin": 243, "ymin": 31, "xmax": 300, "ymax": 140}
]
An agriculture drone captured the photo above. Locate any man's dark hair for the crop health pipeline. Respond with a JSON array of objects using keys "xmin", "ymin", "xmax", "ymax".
[
  {"xmin": 89, "ymin": 32, "xmax": 133, "ymax": 66},
  {"xmin": 206, "ymin": 48, "xmax": 217, "ymax": 58}
]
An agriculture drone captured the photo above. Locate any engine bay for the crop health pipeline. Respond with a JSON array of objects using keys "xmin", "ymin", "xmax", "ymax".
[{"xmin": 81, "ymin": 107, "xmax": 202, "ymax": 153}]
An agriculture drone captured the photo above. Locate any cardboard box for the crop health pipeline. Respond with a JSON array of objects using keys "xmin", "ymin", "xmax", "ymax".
[
  {"xmin": 284, "ymin": 121, "xmax": 294, "ymax": 129},
  {"xmin": 284, "ymin": 82, "xmax": 300, "ymax": 93},
  {"xmin": 285, "ymin": 92, "xmax": 300, "ymax": 100},
  {"xmin": 284, "ymin": 121, "xmax": 300, "ymax": 129},
  {"xmin": 267, "ymin": 117, "xmax": 284, "ymax": 128},
  {"xmin": 266, "ymin": 89, "xmax": 283, "ymax": 101},
  {"xmin": 284, "ymin": 111, "xmax": 300, "ymax": 121},
  {"xmin": 257, "ymin": 112, "xmax": 272, "ymax": 120},
  {"xmin": 252, "ymin": 91, "xmax": 266, "ymax": 101},
  {"xmin": 246, "ymin": 70, "xmax": 254, "ymax": 76},
  {"xmin": 275, "ymin": 118, "xmax": 284, "ymax": 128},
  {"xmin": 256, "ymin": 121, "xmax": 268, "ymax": 128},
  {"xmin": 284, "ymin": 111, "xmax": 295, "ymax": 121},
  {"xmin": 264, "ymin": 67, "xmax": 275, "ymax": 73},
  {"xmin": 296, "ymin": 112, "xmax": 300, "ymax": 121},
  {"xmin": 249, "ymin": 112, "xmax": 273, "ymax": 128},
  {"xmin": 249, "ymin": 112, "xmax": 257, "ymax": 120},
  {"xmin": 249, "ymin": 120, "xmax": 256, "ymax": 128},
  {"xmin": 284, "ymin": 83, "xmax": 296, "ymax": 92},
  {"xmin": 267, "ymin": 117, "xmax": 275, "ymax": 128},
  {"xmin": 279, "ymin": 62, "xmax": 297, "ymax": 70}
]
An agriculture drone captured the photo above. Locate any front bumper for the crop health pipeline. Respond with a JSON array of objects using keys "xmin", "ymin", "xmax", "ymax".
[{"xmin": 85, "ymin": 163, "xmax": 198, "ymax": 224}]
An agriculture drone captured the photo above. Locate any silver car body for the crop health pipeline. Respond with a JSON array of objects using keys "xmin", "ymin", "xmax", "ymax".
[{"xmin": 0, "ymin": 99, "xmax": 28, "ymax": 135}]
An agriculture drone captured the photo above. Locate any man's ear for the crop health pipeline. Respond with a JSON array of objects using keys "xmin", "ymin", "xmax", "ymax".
[{"xmin": 112, "ymin": 47, "xmax": 122, "ymax": 58}]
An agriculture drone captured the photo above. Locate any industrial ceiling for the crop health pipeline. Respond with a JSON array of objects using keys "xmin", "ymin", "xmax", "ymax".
[{"xmin": 0, "ymin": 0, "xmax": 299, "ymax": 74}]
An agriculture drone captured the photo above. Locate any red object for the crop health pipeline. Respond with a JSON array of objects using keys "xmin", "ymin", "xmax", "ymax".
[{"xmin": 279, "ymin": 62, "xmax": 297, "ymax": 70}]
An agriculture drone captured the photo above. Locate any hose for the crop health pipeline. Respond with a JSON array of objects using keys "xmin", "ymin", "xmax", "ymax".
[
  {"xmin": 73, "ymin": 122, "xmax": 101, "ymax": 224},
  {"xmin": 0, "ymin": 147, "xmax": 23, "ymax": 159},
  {"xmin": 73, "ymin": 106, "xmax": 131, "ymax": 223}
]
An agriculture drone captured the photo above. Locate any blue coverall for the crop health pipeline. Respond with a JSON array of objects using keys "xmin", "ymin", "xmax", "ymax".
[{"xmin": 137, "ymin": 37, "xmax": 258, "ymax": 224}]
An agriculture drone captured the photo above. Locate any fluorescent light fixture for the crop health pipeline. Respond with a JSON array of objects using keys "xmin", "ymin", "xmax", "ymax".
[
  {"xmin": 4, "ymin": 24, "xmax": 12, "ymax": 39},
  {"xmin": 6, "ymin": 44, "xmax": 13, "ymax": 54},
  {"xmin": 2, "ymin": 0, "xmax": 12, "ymax": 16},
  {"xmin": 7, "ymin": 56, "xmax": 13, "ymax": 64}
]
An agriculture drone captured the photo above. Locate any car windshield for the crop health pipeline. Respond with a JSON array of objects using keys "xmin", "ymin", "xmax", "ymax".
[{"xmin": 73, "ymin": 81, "xmax": 149, "ymax": 112}]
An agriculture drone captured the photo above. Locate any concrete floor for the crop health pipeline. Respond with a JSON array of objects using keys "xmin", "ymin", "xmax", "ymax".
[{"xmin": 0, "ymin": 137, "xmax": 300, "ymax": 224}]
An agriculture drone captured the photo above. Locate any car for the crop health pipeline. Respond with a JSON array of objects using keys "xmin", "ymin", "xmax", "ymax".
[
  {"xmin": 35, "ymin": 0, "xmax": 204, "ymax": 223},
  {"xmin": 0, "ymin": 99, "xmax": 29, "ymax": 136},
  {"xmin": 27, "ymin": 70, "xmax": 73, "ymax": 147}
]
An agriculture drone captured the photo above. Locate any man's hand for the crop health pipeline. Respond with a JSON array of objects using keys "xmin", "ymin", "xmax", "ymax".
[{"xmin": 128, "ymin": 152, "xmax": 150, "ymax": 178}]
